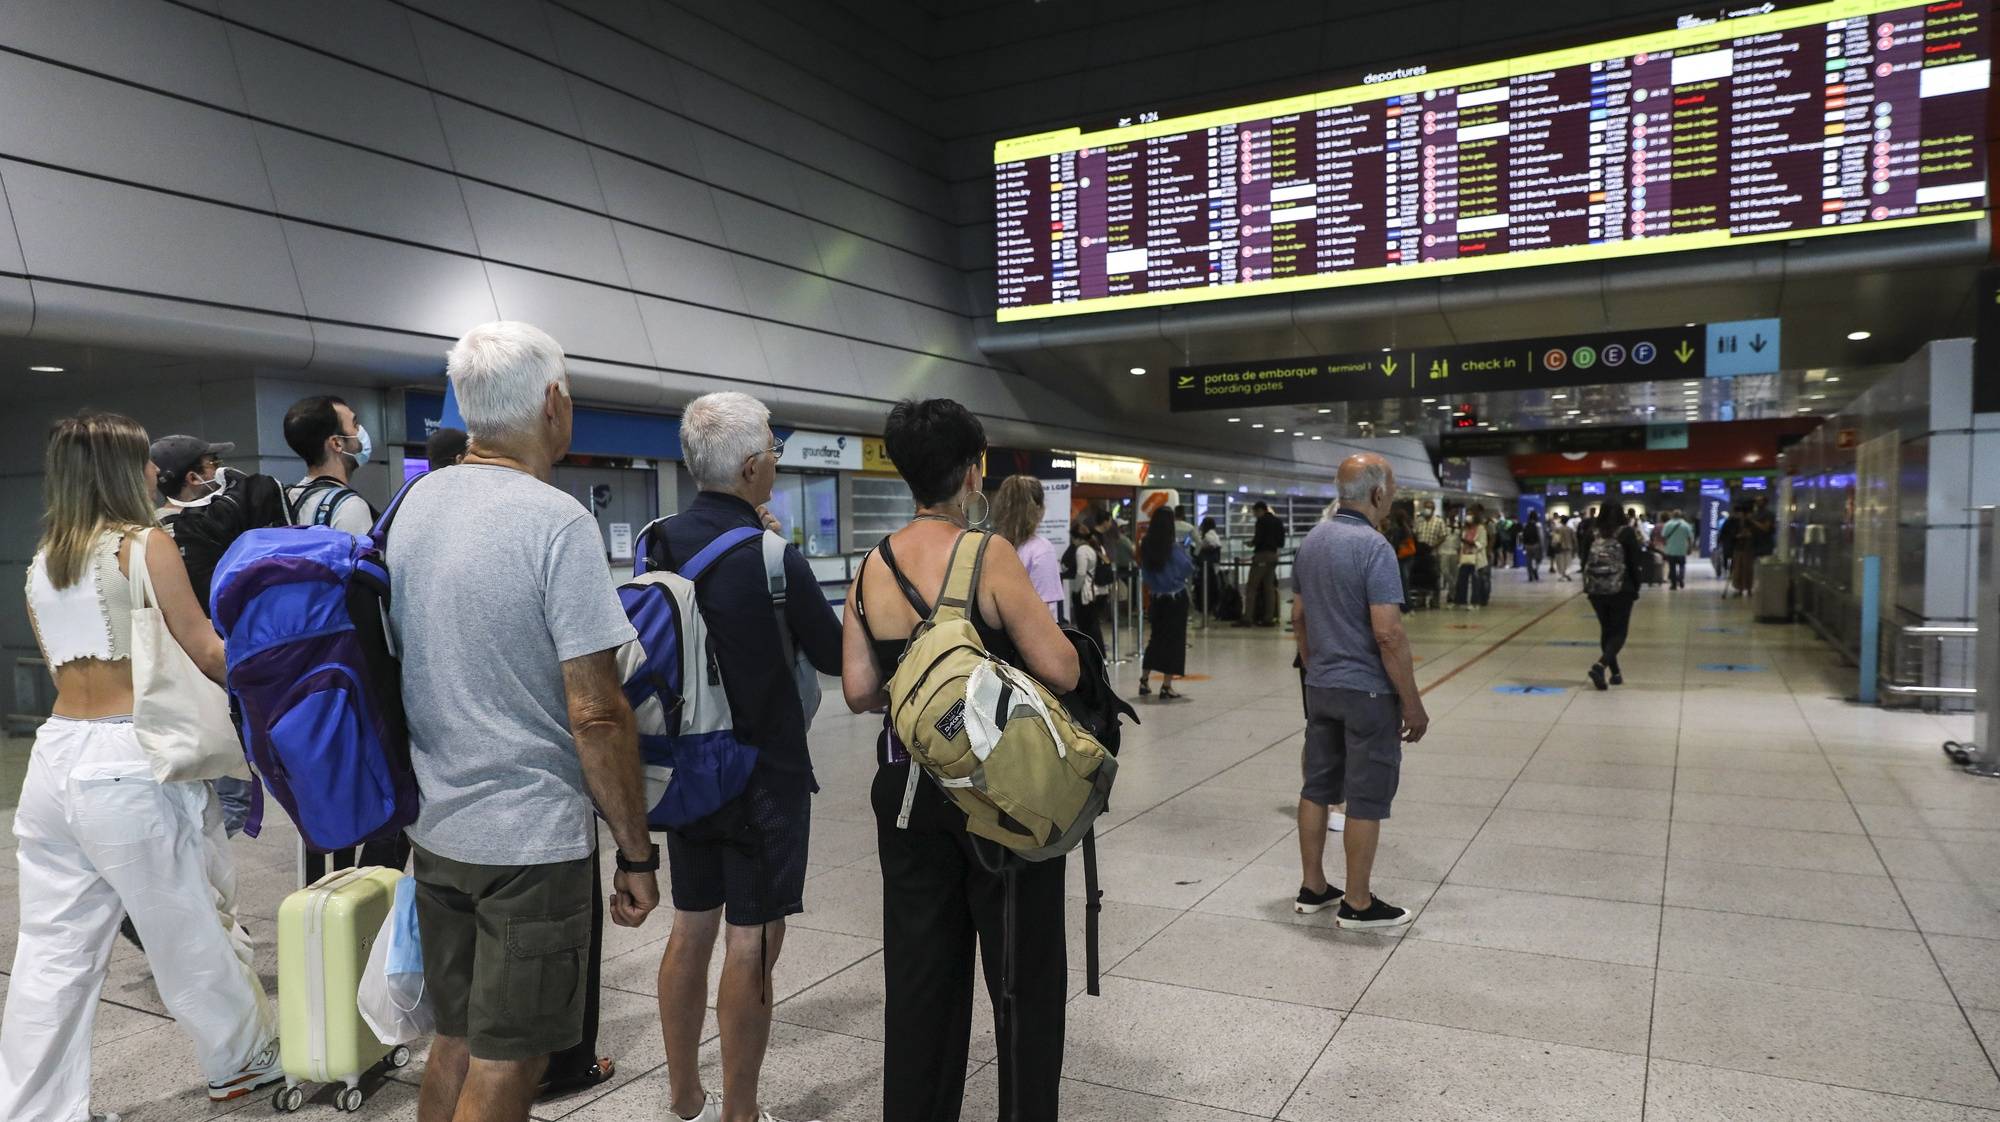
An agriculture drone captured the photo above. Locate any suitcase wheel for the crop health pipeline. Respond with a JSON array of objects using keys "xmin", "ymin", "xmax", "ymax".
[
  {"xmin": 335, "ymin": 1086, "xmax": 365, "ymax": 1112},
  {"xmin": 389, "ymin": 1044, "xmax": 412, "ymax": 1070},
  {"xmin": 273, "ymin": 1084, "xmax": 305, "ymax": 1113}
]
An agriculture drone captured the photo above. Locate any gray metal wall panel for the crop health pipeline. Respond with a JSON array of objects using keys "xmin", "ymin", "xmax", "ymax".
[
  {"xmin": 214, "ymin": 0, "xmax": 429, "ymax": 84},
  {"xmin": 4, "ymin": 0, "xmax": 248, "ymax": 108},
  {"xmin": 282, "ymin": 222, "xmax": 497, "ymax": 336},
  {"xmin": 4, "ymin": 162, "xmax": 303, "ymax": 314},
  {"xmin": 831, "ymin": 285, "xmax": 924, "ymax": 353},
  {"xmin": 592, "ymin": 152, "xmax": 727, "ymax": 244},
  {"xmin": 400, "ymin": 0, "xmax": 562, "ymax": 61},
  {"xmin": 0, "ymin": 168, "xmax": 31, "ymax": 274},
  {"xmin": 754, "ymin": 321, "xmax": 858, "ymax": 387},
  {"xmin": 544, "ymin": 6, "xmax": 682, "ymax": 109},
  {"xmin": 256, "ymin": 126, "xmax": 481, "ymax": 254},
  {"xmin": 731, "ymin": 260, "xmax": 845, "ymax": 335},
  {"xmin": 229, "ymin": 29, "xmax": 452, "ymax": 165},
  {"xmin": 694, "ymin": 130, "xmax": 805, "ymax": 212},
  {"xmin": 565, "ymin": 79, "xmax": 706, "ymax": 178},
  {"xmin": 25, "ymin": 281, "xmax": 314, "ymax": 366},
  {"xmin": 0, "ymin": 277, "xmax": 33, "ymax": 339},
  {"xmin": 711, "ymin": 194, "xmax": 826, "ymax": 273},
  {"xmin": 613, "ymin": 222, "xmax": 749, "ymax": 313},
  {"xmin": 485, "ymin": 264, "xmax": 655, "ymax": 368},
  {"xmin": 459, "ymin": 183, "xmax": 631, "ymax": 287},
  {"xmin": 409, "ymin": 14, "xmax": 581, "ymax": 133},
  {"xmin": 433, "ymin": 99, "xmax": 604, "ymax": 209},
  {"xmin": 636, "ymin": 297, "xmax": 770, "ymax": 381},
  {"xmin": 0, "ymin": 55, "xmax": 275, "ymax": 210}
]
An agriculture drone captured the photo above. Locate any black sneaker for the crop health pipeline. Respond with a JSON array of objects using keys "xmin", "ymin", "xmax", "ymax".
[
  {"xmin": 1337, "ymin": 896, "xmax": 1412, "ymax": 930},
  {"xmin": 1609, "ymin": 671, "xmax": 1624, "ymax": 686},
  {"xmin": 1587, "ymin": 663, "xmax": 1607, "ymax": 691},
  {"xmin": 1295, "ymin": 884, "xmax": 1343, "ymax": 914}
]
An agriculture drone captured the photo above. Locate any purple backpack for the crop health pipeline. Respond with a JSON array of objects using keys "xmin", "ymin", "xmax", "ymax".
[{"xmin": 210, "ymin": 479, "xmax": 421, "ymax": 851}]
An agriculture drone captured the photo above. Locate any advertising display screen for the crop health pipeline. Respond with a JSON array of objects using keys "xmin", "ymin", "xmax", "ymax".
[
  {"xmin": 1742, "ymin": 475, "xmax": 1770, "ymax": 489},
  {"xmin": 994, "ymin": 0, "xmax": 1990, "ymax": 321},
  {"xmin": 1620, "ymin": 479, "xmax": 1650, "ymax": 494},
  {"xmin": 1582, "ymin": 481, "xmax": 1609, "ymax": 495},
  {"xmin": 1661, "ymin": 478, "xmax": 1687, "ymax": 493}
]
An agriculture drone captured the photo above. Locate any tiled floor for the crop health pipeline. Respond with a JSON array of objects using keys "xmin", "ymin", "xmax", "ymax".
[{"xmin": 3, "ymin": 563, "xmax": 1995, "ymax": 1120}]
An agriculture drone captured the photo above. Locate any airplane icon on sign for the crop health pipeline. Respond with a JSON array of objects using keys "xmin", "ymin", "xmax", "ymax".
[{"xmin": 1177, "ymin": 375, "xmax": 1195, "ymax": 388}]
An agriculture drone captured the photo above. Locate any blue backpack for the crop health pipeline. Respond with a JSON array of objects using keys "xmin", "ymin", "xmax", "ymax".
[
  {"xmin": 210, "ymin": 479, "xmax": 421, "ymax": 852},
  {"xmin": 616, "ymin": 523, "xmax": 765, "ymax": 831}
]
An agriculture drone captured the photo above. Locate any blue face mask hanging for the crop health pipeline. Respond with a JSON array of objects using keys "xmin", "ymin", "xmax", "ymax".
[{"xmin": 386, "ymin": 875, "xmax": 424, "ymax": 977}]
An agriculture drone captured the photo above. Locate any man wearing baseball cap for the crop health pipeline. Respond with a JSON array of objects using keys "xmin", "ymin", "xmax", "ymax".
[{"xmin": 150, "ymin": 434, "xmax": 235, "ymax": 525}]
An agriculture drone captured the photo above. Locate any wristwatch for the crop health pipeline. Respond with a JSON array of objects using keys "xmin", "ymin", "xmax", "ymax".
[{"xmin": 615, "ymin": 844, "xmax": 661, "ymax": 873}]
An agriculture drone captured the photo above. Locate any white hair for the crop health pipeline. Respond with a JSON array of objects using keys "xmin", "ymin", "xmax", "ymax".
[
  {"xmin": 1337, "ymin": 458, "xmax": 1389, "ymax": 503},
  {"xmin": 681, "ymin": 391, "xmax": 771, "ymax": 491},
  {"xmin": 445, "ymin": 322, "xmax": 568, "ymax": 445}
]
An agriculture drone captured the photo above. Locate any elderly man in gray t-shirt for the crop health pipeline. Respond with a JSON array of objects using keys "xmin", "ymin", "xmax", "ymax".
[{"xmin": 1289, "ymin": 453, "xmax": 1429, "ymax": 930}]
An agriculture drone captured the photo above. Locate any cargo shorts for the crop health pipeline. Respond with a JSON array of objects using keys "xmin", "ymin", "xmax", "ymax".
[
  {"xmin": 411, "ymin": 844, "xmax": 593, "ymax": 1061},
  {"xmin": 1300, "ymin": 685, "xmax": 1403, "ymax": 820}
]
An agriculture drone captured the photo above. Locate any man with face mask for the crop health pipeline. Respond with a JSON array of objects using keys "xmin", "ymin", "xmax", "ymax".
[
  {"xmin": 151, "ymin": 434, "xmax": 235, "ymax": 529},
  {"xmin": 281, "ymin": 395, "xmax": 376, "ymax": 536},
  {"xmin": 1411, "ymin": 500, "xmax": 1449, "ymax": 610}
]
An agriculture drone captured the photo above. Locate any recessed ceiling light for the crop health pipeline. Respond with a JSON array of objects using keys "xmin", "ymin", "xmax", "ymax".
[
  {"xmin": 1251, "ymin": 423, "xmax": 1264, "ymax": 429},
  {"xmin": 1682, "ymin": 390, "xmax": 1699, "ymax": 397},
  {"xmin": 1847, "ymin": 330, "xmax": 1871, "ymax": 341},
  {"xmin": 1551, "ymin": 393, "xmax": 1567, "ymax": 400},
  {"xmin": 1797, "ymin": 406, "xmax": 1813, "ymax": 412},
  {"xmin": 1213, "ymin": 477, "xmax": 1224, "ymax": 484},
  {"xmin": 1129, "ymin": 366, "xmax": 1146, "ymax": 375},
  {"xmin": 1809, "ymin": 393, "xmax": 1826, "ymax": 400},
  {"xmin": 1684, "ymin": 322, "xmax": 1696, "ymax": 327},
  {"xmin": 1311, "ymin": 435, "xmax": 1324, "ymax": 440},
  {"xmin": 1183, "ymin": 473, "xmax": 1192, "ymax": 479},
  {"xmin": 1387, "ymin": 429, "xmax": 1401, "ymax": 434},
  {"xmin": 1273, "ymin": 428, "xmax": 1286, "ymax": 434},
  {"xmin": 1227, "ymin": 417, "xmax": 1242, "ymax": 423},
  {"xmin": 1317, "ymin": 407, "xmax": 1332, "ymax": 414},
  {"xmin": 1566, "ymin": 409, "xmax": 1582, "ymax": 415},
  {"xmin": 28, "ymin": 365, "xmax": 63, "ymax": 373},
  {"xmin": 1437, "ymin": 405, "xmax": 1451, "ymax": 411},
  {"xmin": 1380, "ymin": 346, "xmax": 1392, "ymax": 353},
  {"xmin": 1827, "ymin": 376, "xmax": 1841, "ymax": 383},
  {"xmin": 1420, "ymin": 397, "xmax": 1437, "ymax": 404},
  {"xmin": 1683, "ymin": 380, "xmax": 1698, "ymax": 387}
]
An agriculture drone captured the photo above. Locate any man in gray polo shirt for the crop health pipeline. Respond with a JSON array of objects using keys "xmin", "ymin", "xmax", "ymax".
[{"xmin": 1290, "ymin": 453, "xmax": 1428, "ymax": 930}]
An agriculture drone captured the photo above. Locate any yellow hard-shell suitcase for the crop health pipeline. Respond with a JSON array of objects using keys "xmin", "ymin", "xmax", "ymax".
[{"xmin": 274, "ymin": 865, "xmax": 412, "ymax": 1112}]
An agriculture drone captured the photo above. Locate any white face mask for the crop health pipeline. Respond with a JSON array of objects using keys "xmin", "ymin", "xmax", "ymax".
[
  {"xmin": 168, "ymin": 466, "xmax": 231, "ymax": 510},
  {"xmin": 338, "ymin": 424, "xmax": 372, "ymax": 466}
]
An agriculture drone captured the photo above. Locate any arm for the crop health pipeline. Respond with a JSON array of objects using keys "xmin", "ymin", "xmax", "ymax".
[
  {"xmin": 841, "ymin": 577, "xmax": 888, "ymax": 713},
  {"xmin": 142, "ymin": 529, "xmax": 226, "ymax": 684},
  {"xmin": 781, "ymin": 546, "xmax": 844, "ymax": 674},
  {"xmin": 561, "ymin": 649, "xmax": 659, "ymax": 927},
  {"xmin": 978, "ymin": 536, "xmax": 1079, "ymax": 692},
  {"xmin": 1291, "ymin": 590, "xmax": 1309, "ymax": 665},
  {"xmin": 1370, "ymin": 604, "xmax": 1428, "ymax": 742}
]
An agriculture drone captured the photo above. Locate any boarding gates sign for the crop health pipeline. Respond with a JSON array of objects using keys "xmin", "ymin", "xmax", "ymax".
[{"xmin": 1167, "ymin": 321, "xmax": 1779, "ymax": 411}]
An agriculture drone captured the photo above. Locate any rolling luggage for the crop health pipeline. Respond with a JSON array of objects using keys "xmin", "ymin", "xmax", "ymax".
[
  {"xmin": 275, "ymin": 866, "xmax": 411, "ymax": 1113},
  {"xmin": 1754, "ymin": 556, "xmax": 1792, "ymax": 622},
  {"xmin": 1645, "ymin": 552, "xmax": 1666, "ymax": 587}
]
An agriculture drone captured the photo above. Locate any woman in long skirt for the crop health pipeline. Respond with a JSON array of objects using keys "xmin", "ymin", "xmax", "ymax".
[{"xmin": 1137, "ymin": 507, "xmax": 1194, "ymax": 699}]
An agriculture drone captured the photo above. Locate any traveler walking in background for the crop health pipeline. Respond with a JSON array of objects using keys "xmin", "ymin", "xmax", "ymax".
[
  {"xmin": 1453, "ymin": 505, "xmax": 1491, "ymax": 608},
  {"xmin": 1721, "ymin": 503, "xmax": 1754, "ymax": 597},
  {"xmin": 1412, "ymin": 500, "xmax": 1448, "ymax": 608},
  {"xmin": 1067, "ymin": 523, "xmax": 1107, "ymax": 651},
  {"xmin": 1138, "ymin": 506, "xmax": 1194, "ymax": 700},
  {"xmin": 1239, "ymin": 500, "xmax": 1285, "ymax": 627},
  {"xmin": 648, "ymin": 391, "xmax": 844, "ymax": 1122},
  {"xmin": 426, "ymin": 426, "xmax": 469, "ymax": 472},
  {"xmin": 840, "ymin": 398, "xmax": 1079, "ymax": 1122},
  {"xmin": 1289, "ymin": 453, "xmax": 1427, "ymax": 929},
  {"xmin": 1384, "ymin": 508, "xmax": 1417, "ymax": 606},
  {"xmin": 1196, "ymin": 515, "xmax": 1224, "ymax": 613},
  {"xmin": 1583, "ymin": 505, "xmax": 1645, "ymax": 691},
  {"xmin": 1521, "ymin": 509, "xmax": 1545, "ymax": 581},
  {"xmin": 1660, "ymin": 508, "xmax": 1695, "ymax": 590},
  {"xmin": 281, "ymin": 395, "xmax": 375, "ymax": 535},
  {"xmin": 4, "ymin": 413, "xmax": 279, "ymax": 1120},
  {"xmin": 148, "ymin": 433, "xmax": 255, "ymax": 839},
  {"xmin": 1546, "ymin": 513, "xmax": 1573, "ymax": 580},
  {"xmin": 994, "ymin": 475, "xmax": 1063, "ymax": 619},
  {"xmin": 394, "ymin": 323, "xmax": 659, "ymax": 1122}
]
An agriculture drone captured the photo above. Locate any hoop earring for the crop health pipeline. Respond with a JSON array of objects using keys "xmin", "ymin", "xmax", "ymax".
[{"xmin": 963, "ymin": 489, "xmax": 990, "ymax": 528}]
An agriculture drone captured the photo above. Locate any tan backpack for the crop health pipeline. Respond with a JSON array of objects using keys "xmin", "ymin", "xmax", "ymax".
[{"xmin": 885, "ymin": 531, "xmax": 1117, "ymax": 861}]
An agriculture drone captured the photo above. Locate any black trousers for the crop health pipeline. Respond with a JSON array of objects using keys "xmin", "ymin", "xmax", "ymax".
[
  {"xmin": 873, "ymin": 765, "xmax": 1066, "ymax": 1122},
  {"xmin": 1590, "ymin": 594, "xmax": 1635, "ymax": 672},
  {"xmin": 1071, "ymin": 593, "xmax": 1103, "ymax": 654},
  {"xmin": 1666, "ymin": 555, "xmax": 1687, "ymax": 589}
]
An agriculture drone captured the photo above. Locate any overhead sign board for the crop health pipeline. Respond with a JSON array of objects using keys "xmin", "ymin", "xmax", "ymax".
[
  {"xmin": 1704, "ymin": 318, "xmax": 1782, "ymax": 378},
  {"xmin": 1070, "ymin": 453, "xmax": 1150, "ymax": 486},
  {"xmin": 777, "ymin": 430, "xmax": 862, "ymax": 471},
  {"xmin": 1169, "ymin": 324, "xmax": 1708, "ymax": 411}
]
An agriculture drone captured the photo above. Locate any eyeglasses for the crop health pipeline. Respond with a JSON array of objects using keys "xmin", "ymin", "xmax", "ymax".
[{"xmin": 754, "ymin": 439, "xmax": 784, "ymax": 461}]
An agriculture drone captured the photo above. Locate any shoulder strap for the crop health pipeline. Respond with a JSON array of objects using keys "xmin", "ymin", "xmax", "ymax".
[
  {"xmin": 127, "ymin": 529, "xmax": 158, "ymax": 611},
  {"xmin": 368, "ymin": 473, "xmax": 427, "ymax": 549},
  {"xmin": 287, "ymin": 476, "xmax": 342, "ymax": 525},
  {"xmin": 314, "ymin": 487, "xmax": 358, "ymax": 528},
  {"xmin": 679, "ymin": 525, "xmax": 763, "ymax": 582},
  {"xmin": 631, "ymin": 515, "xmax": 672, "ymax": 578},
  {"xmin": 853, "ymin": 549, "xmax": 878, "ymax": 643},
  {"xmin": 761, "ymin": 530, "xmax": 788, "ymax": 603},
  {"xmin": 931, "ymin": 531, "xmax": 992, "ymax": 625},
  {"xmin": 875, "ymin": 537, "xmax": 933, "ymax": 618}
]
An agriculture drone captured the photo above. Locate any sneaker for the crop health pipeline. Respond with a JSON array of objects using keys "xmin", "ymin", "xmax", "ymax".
[
  {"xmin": 207, "ymin": 1040, "xmax": 282, "ymax": 1102},
  {"xmin": 674, "ymin": 1092, "xmax": 722, "ymax": 1122},
  {"xmin": 1327, "ymin": 811, "xmax": 1347, "ymax": 832},
  {"xmin": 1336, "ymin": 896, "xmax": 1412, "ymax": 930},
  {"xmin": 1295, "ymin": 884, "xmax": 1343, "ymax": 914},
  {"xmin": 1609, "ymin": 672, "xmax": 1624, "ymax": 686},
  {"xmin": 1138, "ymin": 680, "xmax": 1151, "ymax": 697},
  {"xmin": 1587, "ymin": 663, "xmax": 1607, "ymax": 691}
]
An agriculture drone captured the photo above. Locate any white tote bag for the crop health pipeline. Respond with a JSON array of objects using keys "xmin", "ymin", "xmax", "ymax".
[{"xmin": 128, "ymin": 531, "xmax": 246, "ymax": 783}]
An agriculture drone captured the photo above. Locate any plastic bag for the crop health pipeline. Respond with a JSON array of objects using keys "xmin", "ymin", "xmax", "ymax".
[{"xmin": 358, "ymin": 876, "xmax": 432, "ymax": 1045}]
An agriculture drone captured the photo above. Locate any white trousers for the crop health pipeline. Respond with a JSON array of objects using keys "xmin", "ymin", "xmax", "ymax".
[{"xmin": 0, "ymin": 716, "xmax": 274, "ymax": 1122}]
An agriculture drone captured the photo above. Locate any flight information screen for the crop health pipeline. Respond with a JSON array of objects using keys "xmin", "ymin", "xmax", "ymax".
[{"xmin": 993, "ymin": 0, "xmax": 1991, "ymax": 322}]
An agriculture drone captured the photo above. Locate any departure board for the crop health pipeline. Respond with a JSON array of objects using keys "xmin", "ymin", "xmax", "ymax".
[{"xmin": 993, "ymin": 0, "xmax": 1991, "ymax": 322}]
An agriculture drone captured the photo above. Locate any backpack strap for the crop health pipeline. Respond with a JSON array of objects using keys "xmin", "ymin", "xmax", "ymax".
[
  {"xmin": 631, "ymin": 516, "xmax": 671, "ymax": 578},
  {"xmin": 762, "ymin": 529, "xmax": 801, "ymax": 673},
  {"xmin": 679, "ymin": 525, "xmax": 763, "ymax": 582},
  {"xmin": 875, "ymin": 537, "xmax": 933, "ymax": 618},
  {"xmin": 928, "ymin": 531, "xmax": 992, "ymax": 626},
  {"xmin": 286, "ymin": 477, "xmax": 341, "ymax": 525}
]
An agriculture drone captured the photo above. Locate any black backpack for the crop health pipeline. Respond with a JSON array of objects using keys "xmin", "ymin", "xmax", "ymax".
[
  {"xmin": 1060, "ymin": 541, "xmax": 1080, "ymax": 581},
  {"xmin": 1056, "ymin": 626, "xmax": 1137, "ymax": 999},
  {"xmin": 166, "ymin": 472, "xmax": 289, "ymax": 612}
]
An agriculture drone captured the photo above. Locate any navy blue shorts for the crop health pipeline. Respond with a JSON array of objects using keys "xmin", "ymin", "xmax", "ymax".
[{"xmin": 664, "ymin": 780, "xmax": 811, "ymax": 927}]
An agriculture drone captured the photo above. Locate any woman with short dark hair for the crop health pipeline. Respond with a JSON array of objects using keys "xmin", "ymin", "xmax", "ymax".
[
  {"xmin": 839, "ymin": 399, "xmax": 1079, "ymax": 1122},
  {"xmin": 1138, "ymin": 506, "xmax": 1194, "ymax": 699}
]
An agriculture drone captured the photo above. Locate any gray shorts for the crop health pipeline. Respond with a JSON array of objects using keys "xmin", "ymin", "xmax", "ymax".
[{"xmin": 1301, "ymin": 685, "xmax": 1403, "ymax": 820}]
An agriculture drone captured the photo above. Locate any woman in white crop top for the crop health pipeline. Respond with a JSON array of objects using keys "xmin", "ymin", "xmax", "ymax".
[{"xmin": 3, "ymin": 412, "xmax": 279, "ymax": 1122}]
